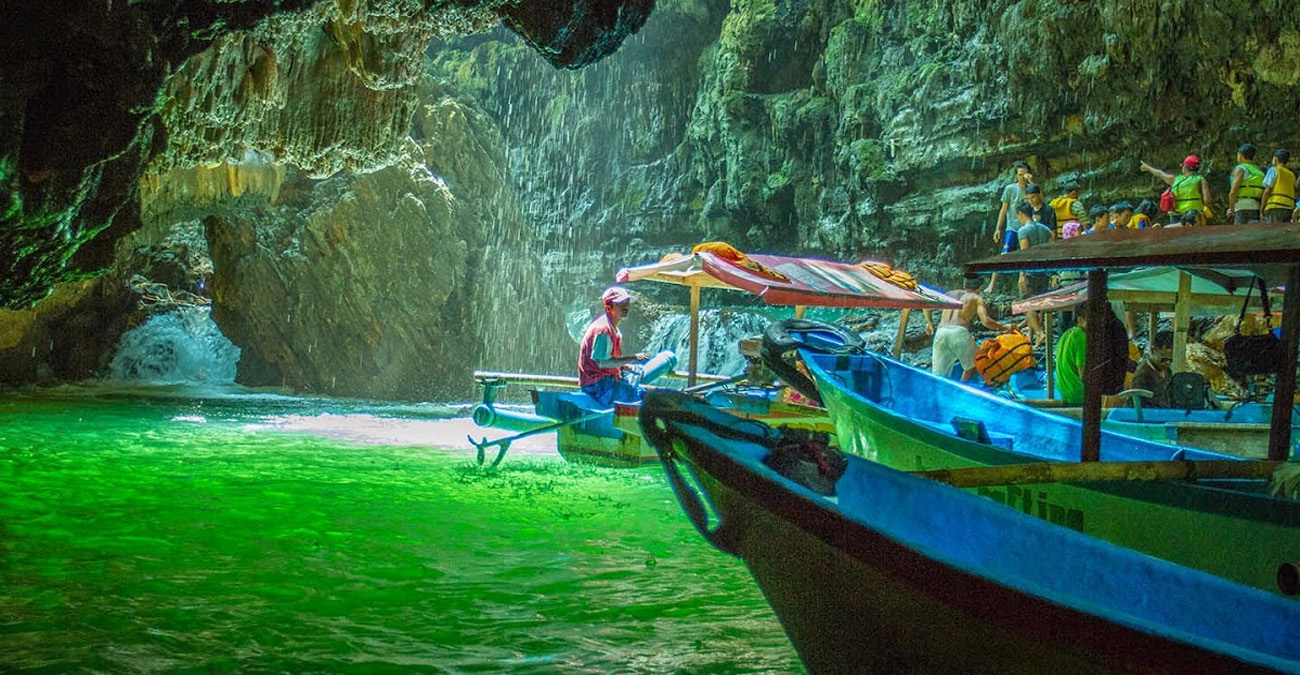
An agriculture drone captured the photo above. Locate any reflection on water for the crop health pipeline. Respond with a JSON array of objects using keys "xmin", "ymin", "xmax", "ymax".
[{"xmin": 0, "ymin": 385, "xmax": 801, "ymax": 673}]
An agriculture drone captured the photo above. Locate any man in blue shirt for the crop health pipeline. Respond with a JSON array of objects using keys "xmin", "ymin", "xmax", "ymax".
[{"xmin": 1015, "ymin": 202, "xmax": 1053, "ymax": 347}]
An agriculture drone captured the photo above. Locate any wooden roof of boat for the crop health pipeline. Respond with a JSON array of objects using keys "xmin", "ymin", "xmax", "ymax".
[{"xmin": 964, "ymin": 223, "xmax": 1300, "ymax": 281}]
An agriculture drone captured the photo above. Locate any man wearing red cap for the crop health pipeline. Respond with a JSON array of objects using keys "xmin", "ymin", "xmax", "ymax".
[
  {"xmin": 1141, "ymin": 155, "xmax": 1212, "ymax": 221},
  {"xmin": 578, "ymin": 286, "xmax": 650, "ymax": 406}
]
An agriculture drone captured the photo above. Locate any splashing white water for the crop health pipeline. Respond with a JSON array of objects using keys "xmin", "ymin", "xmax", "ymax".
[
  {"xmin": 643, "ymin": 308, "xmax": 772, "ymax": 377},
  {"xmin": 109, "ymin": 307, "xmax": 241, "ymax": 384}
]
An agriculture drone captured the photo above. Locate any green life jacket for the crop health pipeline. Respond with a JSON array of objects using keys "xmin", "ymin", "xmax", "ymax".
[
  {"xmin": 1171, "ymin": 174, "xmax": 1204, "ymax": 213},
  {"xmin": 1234, "ymin": 163, "xmax": 1265, "ymax": 202}
]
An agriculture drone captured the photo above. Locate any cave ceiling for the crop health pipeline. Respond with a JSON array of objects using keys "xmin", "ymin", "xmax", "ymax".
[{"xmin": 0, "ymin": 0, "xmax": 655, "ymax": 310}]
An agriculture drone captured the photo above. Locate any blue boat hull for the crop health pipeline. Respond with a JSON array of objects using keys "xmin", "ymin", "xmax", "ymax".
[{"xmin": 642, "ymin": 394, "xmax": 1300, "ymax": 674}]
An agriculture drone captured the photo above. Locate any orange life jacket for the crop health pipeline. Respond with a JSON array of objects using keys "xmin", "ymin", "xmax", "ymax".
[{"xmin": 974, "ymin": 332, "xmax": 1038, "ymax": 387}]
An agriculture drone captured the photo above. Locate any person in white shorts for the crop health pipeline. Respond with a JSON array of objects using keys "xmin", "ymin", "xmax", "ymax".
[{"xmin": 925, "ymin": 275, "xmax": 1010, "ymax": 382}]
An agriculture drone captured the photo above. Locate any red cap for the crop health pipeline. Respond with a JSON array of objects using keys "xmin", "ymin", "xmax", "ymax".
[
  {"xmin": 1183, "ymin": 155, "xmax": 1200, "ymax": 168},
  {"xmin": 601, "ymin": 286, "xmax": 631, "ymax": 305}
]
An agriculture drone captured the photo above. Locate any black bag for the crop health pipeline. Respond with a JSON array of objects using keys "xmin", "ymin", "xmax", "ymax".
[
  {"xmin": 1223, "ymin": 277, "xmax": 1284, "ymax": 379},
  {"xmin": 1169, "ymin": 372, "xmax": 1213, "ymax": 411}
]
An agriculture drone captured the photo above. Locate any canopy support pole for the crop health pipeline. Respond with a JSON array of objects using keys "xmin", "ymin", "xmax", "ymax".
[
  {"xmin": 893, "ymin": 309, "xmax": 911, "ymax": 359},
  {"xmin": 1148, "ymin": 311, "xmax": 1159, "ymax": 344},
  {"xmin": 1173, "ymin": 272, "xmax": 1192, "ymax": 373},
  {"xmin": 1045, "ymin": 311, "xmax": 1055, "ymax": 400},
  {"xmin": 1082, "ymin": 269, "xmax": 1108, "ymax": 462},
  {"xmin": 688, "ymin": 284, "xmax": 701, "ymax": 388},
  {"xmin": 1269, "ymin": 264, "xmax": 1300, "ymax": 461}
]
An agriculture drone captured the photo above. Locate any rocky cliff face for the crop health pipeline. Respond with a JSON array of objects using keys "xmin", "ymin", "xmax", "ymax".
[
  {"xmin": 0, "ymin": 0, "xmax": 655, "ymax": 393},
  {"xmin": 4, "ymin": 0, "xmax": 1299, "ymax": 398},
  {"xmin": 1, "ymin": 0, "xmax": 654, "ymax": 311}
]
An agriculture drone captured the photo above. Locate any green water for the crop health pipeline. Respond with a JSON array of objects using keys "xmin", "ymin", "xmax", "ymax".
[{"xmin": 0, "ymin": 386, "xmax": 802, "ymax": 673}]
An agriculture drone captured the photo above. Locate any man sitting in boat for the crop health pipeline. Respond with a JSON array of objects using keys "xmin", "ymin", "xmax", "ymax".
[
  {"xmin": 925, "ymin": 274, "xmax": 1010, "ymax": 382},
  {"xmin": 578, "ymin": 286, "xmax": 651, "ymax": 407},
  {"xmin": 1131, "ymin": 330, "xmax": 1174, "ymax": 408}
]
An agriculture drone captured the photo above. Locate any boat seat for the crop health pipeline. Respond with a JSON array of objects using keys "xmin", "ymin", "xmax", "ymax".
[
  {"xmin": 554, "ymin": 391, "xmax": 615, "ymax": 414},
  {"xmin": 912, "ymin": 417, "xmax": 1015, "ymax": 451},
  {"xmin": 534, "ymin": 391, "xmax": 615, "ymax": 423}
]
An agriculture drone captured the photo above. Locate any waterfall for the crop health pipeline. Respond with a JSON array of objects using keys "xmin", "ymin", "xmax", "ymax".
[
  {"xmin": 108, "ymin": 307, "xmax": 241, "ymax": 384},
  {"xmin": 644, "ymin": 308, "xmax": 773, "ymax": 377}
]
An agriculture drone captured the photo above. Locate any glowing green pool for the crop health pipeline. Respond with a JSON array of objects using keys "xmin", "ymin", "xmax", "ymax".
[{"xmin": 0, "ymin": 386, "xmax": 800, "ymax": 673}]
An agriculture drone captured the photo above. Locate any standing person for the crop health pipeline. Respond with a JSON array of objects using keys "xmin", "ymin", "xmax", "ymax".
[
  {"xmin": 1016, "ymin": 203, "xmax": 1053, "ymax": 347},
  {"xmin": 577, "ymin": 286, "xmax": 649, "ymax": 407},
  {"xmin": 991, "ymin": 161, "xmax": 1033, "ymax": 293},
  {"xmin": 925, "ymin": 275, "xmax": 1009, "ymax": 382},
  {"xmin": 1024, "ymin": 184, "xmax": 1057, "ymax": 236},
  {"xmin": 1049, "ymin": 180, "xmax": 1087, "ymax": 239},
  {"xmin": 1053, "ymin": 304, "xmax": 1129, "ymax": 406},
  {"xmin": 1226, "ymin": 143, "xmax": 1265, "ymax": 224},
  {"xmin": 1141, "ymin": 156, "xmax": 1212, "ymax": 222},
  {"xmin": 1055, "ymin": 305, "xmax": 1089, "ymax": 405},
  {"xmin": 1259, "ymin": 148, "xmax": 1297, "ymax": 223}
]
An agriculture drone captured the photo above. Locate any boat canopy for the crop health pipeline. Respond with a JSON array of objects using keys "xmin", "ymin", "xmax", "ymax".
[
  {"xmin": 617, "ymin": 250, "xmax": 961, "ymax": 310},
  {"xmin": 1012, "ymin": 266, "xmax": 1277, "ymax": 315}
]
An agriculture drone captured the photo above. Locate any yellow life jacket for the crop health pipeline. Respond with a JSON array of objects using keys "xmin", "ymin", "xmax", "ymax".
[
  {"xmin": 859, "ymin": 261, "xmax": 919, "ymax": 290},
  {"xmin": 1049, "ymin": 196, "xmax": 1078, "ymax": 234},
  {"xmin": 1266, "ymin": 164, "xmax": 1297, "ymax": 211},
  {"xmin": 691, "ymin": 241, "xmax": 789, "ymax": 281},
  {"xmin": 1171, "ymin": 174, "xmax": 1204, "ymax": 214},
  {"xmin": 1235, "ymin": 163, "xmax": 1265, "ymax": 202},
  {"xmin": 1128, "ymin": 213, "xmax": 1151, "ymax": 230}
]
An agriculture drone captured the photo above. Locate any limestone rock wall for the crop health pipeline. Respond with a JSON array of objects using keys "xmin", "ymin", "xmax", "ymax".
[
  {"xmin": 669, "ymin": 0, "xmax": 1300, "ymax": 282},
  {"xmin": 424, "ymin": 0, "xmax": 1300, "ymax": 294},
  {"xmin": 203, "ymin": 152, "xmax": 477, "ymax": 399},
  {"xmin": 0, "ymin": 0, "xmax": 656, "ymax": 312}
]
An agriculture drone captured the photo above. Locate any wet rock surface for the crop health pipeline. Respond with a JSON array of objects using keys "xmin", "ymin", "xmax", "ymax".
[{"xmin": 1, "ymin": 0, "xmax": 655, "ymax": 310}]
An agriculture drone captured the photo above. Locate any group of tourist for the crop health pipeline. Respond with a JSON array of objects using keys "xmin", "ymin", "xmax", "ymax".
[
  {"xmin": 959, "ymin": 145, "xmax": 1299, "ymax": 402},
  {"xmin": 991, "ymin": 145, "xmax": 1299, "ymax": 286}
]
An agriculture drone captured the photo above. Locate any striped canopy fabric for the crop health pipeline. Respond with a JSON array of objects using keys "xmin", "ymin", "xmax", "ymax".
[{"xmin": 617, "ymin": 252, "xmax": 961, "ymax": 310}]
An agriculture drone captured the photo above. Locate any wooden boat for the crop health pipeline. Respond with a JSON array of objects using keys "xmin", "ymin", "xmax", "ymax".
[
  {"xmin": 1102, "ymin": 404, "xmax": 1300, "ymax": 458},
  {"xmin": 469, "ymin": 248, "xmax": 957, "ymax": 466},
  {"xmin": 1001, "ymin": 264, "xmax": 1292, "ymax": 456},
  {"xmin": 640, "ymin": 392, "xmax": 1300, "ymax": 674}
]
